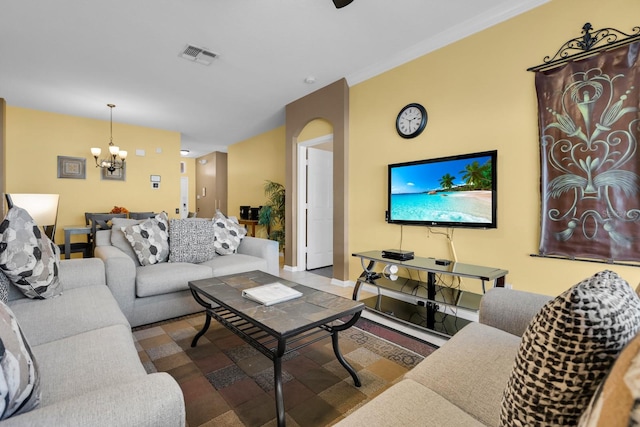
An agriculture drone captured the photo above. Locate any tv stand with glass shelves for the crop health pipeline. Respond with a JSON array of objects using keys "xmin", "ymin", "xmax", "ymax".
[{"xmin": 352, "ymin": 251, "xmax": 508, "ymax": 338}]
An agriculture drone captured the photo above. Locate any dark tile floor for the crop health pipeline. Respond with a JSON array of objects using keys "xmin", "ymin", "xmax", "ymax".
[{"xmin": 134, "ymin": 312, "xmax": 434, "ymax": 426}]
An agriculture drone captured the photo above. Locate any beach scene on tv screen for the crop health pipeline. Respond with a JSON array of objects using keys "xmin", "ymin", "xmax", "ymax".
[{"xmin": 390, "ymin": 155, "xmax": 494, "ymax": 224}]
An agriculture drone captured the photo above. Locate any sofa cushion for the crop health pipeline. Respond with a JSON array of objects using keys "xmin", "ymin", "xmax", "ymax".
[
  {"xmin": 500, "ymin": 270, "xmax": 640, "ymax": 427},
  {"xmin": 212, "ymin": 211, "xmax": 247, "ymax": 255},
  {"xmin": 333, "ymin": 378, "xmax": 485, "ymax": 427},
  {"xmin": 200, "ymin": 254, "xmax": 267, "ymax": 277},
  {"xmin": 406, "ymin": 321, "xmax": 521, "ymax": 427},
  {"xmin": 32, "ymin": 324, "xmax": 146, "ymax": 406},
  {"xmin": 168, "ymin": 219, "xmax": 217, "ymax": 263},
  {"xmin": 0, "ymin": 207, "xmax": 62, "ymax": 299},
  {"xmin": 0, "ymin": 301, "xmax": 40, "ymax": 420},
  {"xmin": 111, "ymin": 218, "xmax": 145, "ymax": 264},
  {"xmin": 9, "ymin": 285, "xmax": 130, "ymax": 347},
  {"xmin": 578, "ymin": 332, "xmax": 640, "ymax": 427},
  {"xmin": 135, "ymin": 262, "xmax": 213, "ymax": 297},
  {"xmin": 122, "ymin": 212, "xmax": 170, "ymax": 266}
]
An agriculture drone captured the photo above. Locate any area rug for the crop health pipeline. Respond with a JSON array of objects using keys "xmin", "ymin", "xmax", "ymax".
[{"xmin": 133, "ymin": 313, "xmax": 436, "ymax": 427}]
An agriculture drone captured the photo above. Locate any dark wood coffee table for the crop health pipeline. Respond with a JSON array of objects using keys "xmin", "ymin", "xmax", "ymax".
[{"xmin": 189, "ymin": 270, "xmax": 364, "ymax": 427}]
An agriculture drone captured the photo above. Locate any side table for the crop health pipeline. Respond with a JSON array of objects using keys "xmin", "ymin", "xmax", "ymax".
[
  {"xmin": 238, "ymin": 219, "xmax": 259, "ymax": 237},
  {"xmin": 63, "ymin": 225, "xmax": 92, "ymax": 259}
]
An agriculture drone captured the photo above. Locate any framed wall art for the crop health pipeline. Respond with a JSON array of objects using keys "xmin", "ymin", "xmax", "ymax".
[
  {"xmin": 101, "ymin": 164, "xmax": 126, "ymax": 181},
  {"xmin": 57, "ymin": 156, "xmax": 86, "ymax": 179}
]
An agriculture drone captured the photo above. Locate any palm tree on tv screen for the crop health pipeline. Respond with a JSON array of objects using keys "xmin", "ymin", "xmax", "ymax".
[
  {"xmin": 460, "ymin": 160, "xmax": 492, "ymax": 190},
  {"xmin": 439, "ymin": 173, "xmax": 456, "ymax": 190}
]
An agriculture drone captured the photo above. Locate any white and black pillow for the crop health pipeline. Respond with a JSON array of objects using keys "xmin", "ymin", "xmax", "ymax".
[
  {"xmin": 168, "ymin": 219, "xmax": 217, "ymax": 263},
  {"xmin": 0, "ymin": 300, "xmax": 40, "ymax": 419},
  {"xmin": 0, "ymin": 207, "xmax": 62, "ymax": 299},
  {"xmin": 0, "ymin": 270, "xmax": 9, "ymax": 304},
  {"xmin": 121, "ymin": 212, "xmax": 170, "ymax": 266},
  {"xmin": 500, "ymin": 270, "xmax": 640, "ymax": 427},
  {"xmin": 212, "ymin": 211, "xmax": 247, "ymax": 255},
  {"xmin": 110, "ymin": 217, "xmax": 145, "ymax": 264}
]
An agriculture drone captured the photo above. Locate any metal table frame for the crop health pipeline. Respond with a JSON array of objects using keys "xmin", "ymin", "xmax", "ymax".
[{"xmin": 189, "ymin": 277, "xmax": 363, "ymax": 427}]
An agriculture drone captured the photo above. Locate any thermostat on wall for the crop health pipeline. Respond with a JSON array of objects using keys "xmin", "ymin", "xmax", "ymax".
[{"xmin": 151, "ymin": 175, "xmax": 161, "ymax": 189}]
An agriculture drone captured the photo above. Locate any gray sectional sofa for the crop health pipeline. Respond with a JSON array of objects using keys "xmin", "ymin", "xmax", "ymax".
[
  {"xmin": 2, "ymin": 258, "xmax": 184, "ymax": 426},
  {"xmin": 94, "ymin": 226, "xmax": 279, "ymax": 327},
  {"xmin": 337, "ymin": 273, "xmax": 640, "ymax": 426},
  {"xmin": 336, "ymin": 288, "xmax": 552, "ymax": 426}
]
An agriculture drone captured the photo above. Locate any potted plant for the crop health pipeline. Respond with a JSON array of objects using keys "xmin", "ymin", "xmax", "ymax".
[{"xmin": 258, "ymin": 180, "xmax": 285, "ymax": 251}]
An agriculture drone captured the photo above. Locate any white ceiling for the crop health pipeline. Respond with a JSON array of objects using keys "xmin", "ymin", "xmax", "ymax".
[{"xmin": 0, "ymin": 0, "xmax": 547, "ymax": 158}]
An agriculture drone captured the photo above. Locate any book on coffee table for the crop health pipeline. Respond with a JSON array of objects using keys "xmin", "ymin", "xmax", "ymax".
[{"xmin": 242, "ymin": 282, "xmax": 303, "ymax": 306}]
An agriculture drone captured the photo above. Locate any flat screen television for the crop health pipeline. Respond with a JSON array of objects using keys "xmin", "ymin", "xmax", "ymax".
[{"xmin": 387, "ymin": 150, "xmax": 497, "ymax": 228}]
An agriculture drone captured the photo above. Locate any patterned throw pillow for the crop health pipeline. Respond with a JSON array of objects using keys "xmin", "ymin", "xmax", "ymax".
[
  {"xmin": 168, "ymin": 219, "xmax": 217, "ymax": 263},
  {"xmin": 578, "ymin": 332, "xmax": 640, "ymax": 426},
  {"xmin": 0, "ymin": 300, "xmax": 40, "ymax": 419},
  {"xmin": 0, "ymin": 207, "xmax": 62, "ymax": 299},
  {"xmin": 0, "ymin": 270, "xmax": 9, "ymax": 304},
  {"xmin": 121, "ymin": 212, "xmax": 170, "ymax": 266},
  {"xmin": 110, "ymin": 217, "xmax": 145, "ymax": 263},
  {"xmin": 212, "ymin": 211, "xmax": 247, "ymax": 255},
  {"xmin": 500, "ymin": 270, "xmax": 640, "ymax": 427}
]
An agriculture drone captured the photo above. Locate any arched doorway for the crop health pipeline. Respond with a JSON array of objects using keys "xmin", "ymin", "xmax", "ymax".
[
  {"xmin": 285, "ymin": 79, "xmax": 349, "ymax": 282},
  {"xmin": 297, "ymin": 124, "xmax": 334, "ymax": 272}
]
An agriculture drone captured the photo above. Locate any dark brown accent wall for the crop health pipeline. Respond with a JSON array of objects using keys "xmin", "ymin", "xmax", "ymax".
[{"xmin": 285, "ymin": 79, "xmax": 349, "ymax": 281}]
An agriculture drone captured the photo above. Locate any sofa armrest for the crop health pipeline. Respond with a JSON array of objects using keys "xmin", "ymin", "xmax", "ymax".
[
  {"xmin": 58, "ymin": 258, "xmax": 106, "ymax": 290},
  {"xmin": 479, "ymin": 288, "xmax": 553, "ymax": 337},
  {"xmin": 237, "ymin": 236, "xmax": 279, "ymax": 276},
  {"xmin": 0, "ymin": 373, "xmax": 185, "ymax": 427},
  {"xmin": 94, "ymin": 245, "xmax": 137, "ymax": 322}
]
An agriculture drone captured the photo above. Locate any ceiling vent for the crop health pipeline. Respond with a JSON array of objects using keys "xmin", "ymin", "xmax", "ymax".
[{"xmin": 179, "ymin": 44, "xmax": 219, "ymax": 65}]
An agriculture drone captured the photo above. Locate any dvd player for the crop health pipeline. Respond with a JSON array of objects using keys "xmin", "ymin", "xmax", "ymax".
[{"xmin": 381, "ymin": 249, "xmax": 414, "ymax": 261}]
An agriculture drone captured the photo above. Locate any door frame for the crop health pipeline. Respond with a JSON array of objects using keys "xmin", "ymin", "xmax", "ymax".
[
  {"xmin": 180, "ymin": 176, "xmax": 189, "ymax": 219},
  {"xmin": 297, "ymin": 134, "xmax": 333, "ymax": 272}
]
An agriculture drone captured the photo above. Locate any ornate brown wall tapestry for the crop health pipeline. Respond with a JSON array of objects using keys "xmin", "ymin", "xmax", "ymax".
[{"xmin": 532, "ymin": 24, "xmax": 640, "ymax": 263}]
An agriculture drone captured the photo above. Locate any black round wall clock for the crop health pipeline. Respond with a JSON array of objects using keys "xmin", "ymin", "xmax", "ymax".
[{"xmin": 396, "ymin": 103, "xmax": 427, "ymax": 139}]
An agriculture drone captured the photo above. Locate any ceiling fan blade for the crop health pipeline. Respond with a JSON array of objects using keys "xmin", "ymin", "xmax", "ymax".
[{"xmin": 332, "ymin": 0, "xmax": 354, "ymax": 8}]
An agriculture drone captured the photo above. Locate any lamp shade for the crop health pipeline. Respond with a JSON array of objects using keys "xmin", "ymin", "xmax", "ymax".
[{"xmin": 7, "ymin": 194, "xmax": 59, "ymax": 227}]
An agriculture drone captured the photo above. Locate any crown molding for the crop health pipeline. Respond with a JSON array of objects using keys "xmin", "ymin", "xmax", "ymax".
[{"xmin": 346, "ymin": 0, "xmax": 550, "ymax": 86}]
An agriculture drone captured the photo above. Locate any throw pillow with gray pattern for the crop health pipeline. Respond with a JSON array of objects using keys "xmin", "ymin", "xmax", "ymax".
[
  {"xmin": 212, "ymin": 211, "xmax": 247, "ymax": 255},
  {"xmin": 0, "ymin": 300, "xmax": 40, "ymax": 419},
  {"xmin": 0, "ymin": 207, "xmax": 62, "ymax": 299},
  {"xmin": 110, "ymin": 217, "xmax": 145, "ymax": 264},
  {"xmin": 0, "ymin": 270, "xmax": 10, "ymax": 304},
  {"xmin": 121, "ymin": 212, "xmax": 170, "ymax": 266},
  {"xmin": 500, "ymin": 270, "xmax": 640, "ymax": 426},
  {"xmin": 168, "ymin": 218, "xmax": 217, "ymax": 263}
]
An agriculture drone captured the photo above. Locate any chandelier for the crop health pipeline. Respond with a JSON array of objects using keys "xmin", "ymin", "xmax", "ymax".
[{"xmin": 91, "ymin": 103, "xmax": 127, "ymax": 174}]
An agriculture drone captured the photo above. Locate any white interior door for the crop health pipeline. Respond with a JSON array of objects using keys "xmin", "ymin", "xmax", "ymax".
[
  {"xmin": 180, "ymin": 176, "xmax": 189, "ymax": 219},
  {"xmin": 306, "ymin": 147, "xmax": 333, "ymax": 270}
]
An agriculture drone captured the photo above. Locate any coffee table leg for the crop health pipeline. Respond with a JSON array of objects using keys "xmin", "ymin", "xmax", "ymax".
[
  {"xmin": 274, "ymin": 340, "xmax": 286, "ymax": 427},
  {"xmin": 331, "ymin": 330, "xmax": 361, "ymax": 387},
  {"xmin": 274, "ymin": 357, "xmax": 285, "ymax": 426},
  {"xmin": 329, "ymin": 311, "xmax": 362, "ymax": 387},
  {"xmin": 191, "ymin": 313, "xmax": 211, "ymax": 347}
]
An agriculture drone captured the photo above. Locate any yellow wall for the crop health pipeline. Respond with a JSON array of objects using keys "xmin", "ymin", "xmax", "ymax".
[
  {"xmin": 227, "ymin": 126, "xmax": 285, "ymax": 237},
  {"xmin": 348, "ymin": 0, "xmax": 640, "ymax": 295},
  {"xmin": 5, "ymin": 106, "xmax": 195, "ymax": 244},
  {"xmin": 299, "ymin": 119, "xmax": 333, "ymax": 142}
]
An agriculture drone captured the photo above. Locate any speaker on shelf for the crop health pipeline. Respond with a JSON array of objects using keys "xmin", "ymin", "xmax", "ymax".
[
  {"xmin": 249, "ymin": 207, "xmax": 261, "ymax": 220},
  {"xmin": 239, "ymin": 206, "xmax": 250, "ymax": 220}
]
